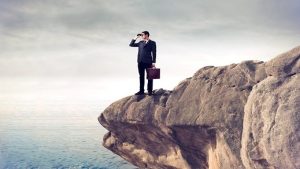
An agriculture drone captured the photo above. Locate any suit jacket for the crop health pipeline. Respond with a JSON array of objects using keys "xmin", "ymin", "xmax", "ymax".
[{"xmin": 129, "ymin": 39, "xmax": 156, "ymax": 64}]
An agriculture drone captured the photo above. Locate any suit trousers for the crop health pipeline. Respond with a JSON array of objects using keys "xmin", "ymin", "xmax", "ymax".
[{"xmin": 138, "ymin": 62, "xmax": 153, "ymax": 92}]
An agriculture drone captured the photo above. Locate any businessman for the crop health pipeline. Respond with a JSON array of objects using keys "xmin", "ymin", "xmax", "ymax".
[{"xmin": 129, "ymin": 31, "xmax": 156, "ymax": 96}]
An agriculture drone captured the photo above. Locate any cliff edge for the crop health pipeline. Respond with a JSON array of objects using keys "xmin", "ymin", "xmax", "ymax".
[{"xmin": 98, "ymin": 46, "xmax": 300, "ymax": 169}]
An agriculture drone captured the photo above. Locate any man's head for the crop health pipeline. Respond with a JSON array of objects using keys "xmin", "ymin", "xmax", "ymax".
[{"xmin": 141, "ymin": 31, "xmax": 150, "ymax": 40}]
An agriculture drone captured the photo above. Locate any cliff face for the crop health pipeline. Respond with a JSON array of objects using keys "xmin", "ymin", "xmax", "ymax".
[{"xmin": 98, "ymin": 46, "xmax": 300, "ymax": 169}]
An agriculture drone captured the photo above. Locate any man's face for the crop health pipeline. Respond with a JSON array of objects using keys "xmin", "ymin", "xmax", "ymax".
[{"xmin": 141, "ymin": 33, "xmax": 148, "ymax": 40}]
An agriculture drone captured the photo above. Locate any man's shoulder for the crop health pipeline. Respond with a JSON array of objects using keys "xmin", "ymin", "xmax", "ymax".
[{"xmin": 149, "ymin": 39, "xmax": 156, "ymax": 44}]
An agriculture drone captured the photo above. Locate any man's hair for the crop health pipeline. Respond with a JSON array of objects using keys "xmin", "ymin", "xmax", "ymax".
[{"xmin": 142, "ymin": 31, "xmax": 150, "ymax": 37}]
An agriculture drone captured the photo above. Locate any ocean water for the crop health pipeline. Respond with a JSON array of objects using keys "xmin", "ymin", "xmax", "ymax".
[{"xmin": 0, "ymin": 77, "xmax": 137, "ymax": 169}]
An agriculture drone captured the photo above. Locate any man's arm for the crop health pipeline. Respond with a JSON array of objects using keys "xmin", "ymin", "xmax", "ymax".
[
  {"xmin": 129, "ymin": 39, "xmax": 139, "ymax": 47},
  {"xmin": 152, "ymin": 41, "xmax": 156, "ymax": 63}
]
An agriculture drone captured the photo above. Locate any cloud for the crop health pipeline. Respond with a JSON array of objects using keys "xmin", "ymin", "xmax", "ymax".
[{"xmin": 0, "ymin": 0, "xmax": 299, "ymax": 78}]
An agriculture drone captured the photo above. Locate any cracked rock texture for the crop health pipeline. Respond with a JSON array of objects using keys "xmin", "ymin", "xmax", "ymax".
[{"xmin": 98, "ymin": 46, "xmax": 300, "ymax": 169}]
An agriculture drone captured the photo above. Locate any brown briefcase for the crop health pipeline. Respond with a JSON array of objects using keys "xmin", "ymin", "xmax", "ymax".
[{"xmin": 146, "ymin": 67, "xmax": 160, "ymax": 79}]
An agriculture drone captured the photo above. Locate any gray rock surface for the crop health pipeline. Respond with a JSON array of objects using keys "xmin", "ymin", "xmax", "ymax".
[{"xmin": 98, "ymin": 46, "xmax": 300, "ymax": 169}]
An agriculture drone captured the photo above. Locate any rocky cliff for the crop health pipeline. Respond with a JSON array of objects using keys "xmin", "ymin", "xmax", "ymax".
[{"xmin": 98, "ymin": 46, "xmax": 300, "ymax": 169}]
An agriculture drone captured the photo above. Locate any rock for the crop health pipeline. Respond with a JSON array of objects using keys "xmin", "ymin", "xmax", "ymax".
[
  {"xmin": 98, "ymin": 46, "xmax": 300, "ymax": 169},
  {"xmin": 241, "ymin": 74, "xmax": 300, "ymax": 169},
  {"xmin": 265, "ymin": 46, "xmax": 300, "ymax": 78}
]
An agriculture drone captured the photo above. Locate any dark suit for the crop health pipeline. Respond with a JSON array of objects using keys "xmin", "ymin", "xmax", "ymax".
[{"xmin": 129, "ymin": 39, "xmax": 157, "ymax": 93}]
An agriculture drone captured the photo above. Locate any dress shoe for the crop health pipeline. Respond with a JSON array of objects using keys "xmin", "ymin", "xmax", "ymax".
[
  {"xmin": 135, "ymin": 91, "xmax": 145, "ymax": 95},
  {"xmin": 148, "ymin": 91, "xmax": 153, "ymax": 96}
]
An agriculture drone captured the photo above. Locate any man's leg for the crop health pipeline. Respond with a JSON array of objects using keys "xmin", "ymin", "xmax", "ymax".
[
  {"xmin": 138, "ymin": 62, "xmax": 145, "ymax": 92},
  {"xmin": 146, "ymin": 63, "xmax": 153, "ymax": 93},
  {"xmin": 147, "ymin": 79, "xmax": 153, "ymax": 93}
]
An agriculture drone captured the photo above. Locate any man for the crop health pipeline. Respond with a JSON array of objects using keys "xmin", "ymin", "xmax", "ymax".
[{"xmin": 129, "ymin": 31, "xmax": 156, "ymax": 96}]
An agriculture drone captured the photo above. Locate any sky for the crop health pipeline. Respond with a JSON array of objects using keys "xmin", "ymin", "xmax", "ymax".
[{"xmin": 0, "ymin": 0, "xmax": 300, "ymax": 81}]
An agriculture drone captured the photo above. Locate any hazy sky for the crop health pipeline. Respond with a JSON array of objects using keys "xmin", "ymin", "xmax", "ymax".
[{"xmin": 1, "ymin": 0, "xmax": 300, "ymax": 79}]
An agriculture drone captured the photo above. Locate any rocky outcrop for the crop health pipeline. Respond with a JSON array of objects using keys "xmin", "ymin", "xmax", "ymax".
[
  {"xmin": 98, "ymin": 46, "xmax": 300, "ymax": 169},
  {"xmin": 241, "ymin": 46, "xmax": 300, "ymax": 169}
]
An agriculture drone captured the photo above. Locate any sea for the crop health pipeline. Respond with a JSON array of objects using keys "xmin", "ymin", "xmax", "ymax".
[{"xmin": 0, "ymin": 77, "xmax": 138, "ymax": 169}]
